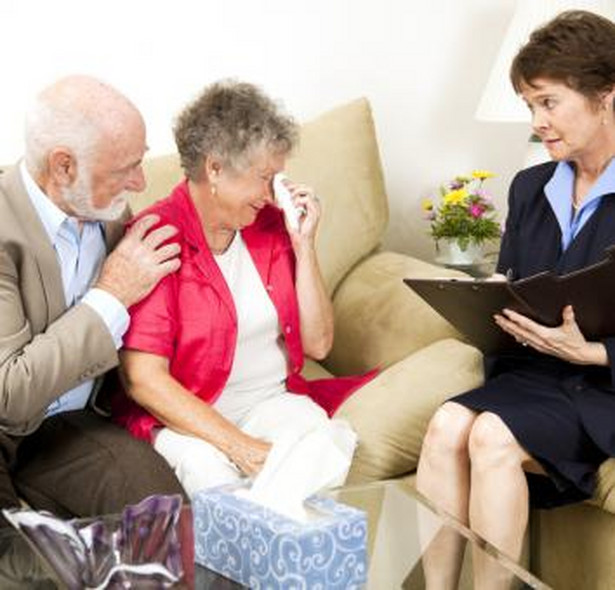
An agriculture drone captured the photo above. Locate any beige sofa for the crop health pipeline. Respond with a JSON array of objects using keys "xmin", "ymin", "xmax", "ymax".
[{"xmin": 134, "ymin": 98, "xmax": 615, "ymax": 589}]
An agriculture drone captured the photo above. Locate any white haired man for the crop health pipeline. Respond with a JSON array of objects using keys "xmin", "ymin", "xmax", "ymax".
[{"xmin": 0, "ymin": 75, "xmax": 185, "ymax": 524}]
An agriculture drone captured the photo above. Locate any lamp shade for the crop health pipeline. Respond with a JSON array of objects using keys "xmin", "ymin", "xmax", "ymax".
[{"xmin": 476, "ymin": 0, "xmax": 615, "ymax": 123}]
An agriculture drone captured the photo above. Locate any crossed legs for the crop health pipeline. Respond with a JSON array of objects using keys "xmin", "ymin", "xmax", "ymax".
[{"xmin": 416, "ymin": 402, "xmax": 543, "ymax": 589}]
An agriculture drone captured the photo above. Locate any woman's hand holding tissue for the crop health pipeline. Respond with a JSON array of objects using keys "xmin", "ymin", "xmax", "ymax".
[{"xmin": 229, "ymin": 434, "xmax": 272, "ymax": 477}]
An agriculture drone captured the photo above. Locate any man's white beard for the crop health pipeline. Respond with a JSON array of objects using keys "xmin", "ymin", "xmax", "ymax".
[{"xmin": 62, "ymin": 173, "xmax": 128, "ymax": 222}]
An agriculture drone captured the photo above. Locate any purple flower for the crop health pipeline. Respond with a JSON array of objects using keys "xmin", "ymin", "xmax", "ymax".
[
  {"xmin": 449, "ymin": 180, "xmax": 464, "ymax": 190},
  {"xmin": 473, "ymin": 188, "xmax": 493, "ymax": 203}
]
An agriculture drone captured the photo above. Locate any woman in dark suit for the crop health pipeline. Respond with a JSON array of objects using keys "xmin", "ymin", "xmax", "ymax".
[{"xmin": 417, "ymin": 9, "xmax": 615, "ymax": 584}]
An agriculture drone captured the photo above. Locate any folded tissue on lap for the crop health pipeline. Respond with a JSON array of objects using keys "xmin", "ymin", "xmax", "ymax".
[{"xmin": 193, "ymin": 484, "xmax": 368, "ymax": 589}]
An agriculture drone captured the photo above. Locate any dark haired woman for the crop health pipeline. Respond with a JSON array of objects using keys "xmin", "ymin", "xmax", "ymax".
[{"xmin": 417, "ymin": 9, "xmax": 615, "ymax": 583}]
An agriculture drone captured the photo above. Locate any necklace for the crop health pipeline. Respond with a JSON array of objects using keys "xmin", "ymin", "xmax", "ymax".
[
  {"xmin": 209, "ymin": 230, "xmax": 237, "ymax": 255},
  {"xmin": 571, "ymin": 191, "xmax": 585, "ymax": 211}
]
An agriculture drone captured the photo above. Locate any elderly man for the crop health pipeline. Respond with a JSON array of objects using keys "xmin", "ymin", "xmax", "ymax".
[{"xmin": 0, "ymin": 75, "xmax": 185, "ymax": 522}]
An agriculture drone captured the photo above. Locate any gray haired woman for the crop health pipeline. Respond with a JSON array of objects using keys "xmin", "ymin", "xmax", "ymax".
[{"xmin": 112, "ymin": 80, "xmax": 375, "ymax": 497}]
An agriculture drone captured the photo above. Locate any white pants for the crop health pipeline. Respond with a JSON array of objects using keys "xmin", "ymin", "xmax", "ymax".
[{"xmin": 153, "ymin": 393, "xmax": 357, "ymax": 498}]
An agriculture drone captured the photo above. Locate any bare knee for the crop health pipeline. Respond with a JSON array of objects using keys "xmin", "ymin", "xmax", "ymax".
[
  {"xmin": 468, "ymin": 412, "xmax": 525, "ymax": 469},
  {"xmin": 422, "ymin": 402, "xmax": 476, "ymax": 457}
]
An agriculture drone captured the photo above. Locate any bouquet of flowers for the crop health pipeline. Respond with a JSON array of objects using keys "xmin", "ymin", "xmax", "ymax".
[{"xmin": 422, "ymin": 170, "xmax": 501, "ymax": 251}]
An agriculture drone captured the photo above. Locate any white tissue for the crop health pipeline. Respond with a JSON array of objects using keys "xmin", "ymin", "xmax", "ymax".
[{"xmin": 240, "ymin": 420, "xmax": 356, "ymax": 523}]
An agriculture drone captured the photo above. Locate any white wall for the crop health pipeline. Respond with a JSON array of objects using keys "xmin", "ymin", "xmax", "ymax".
[{"xmin": 0, "ymin": 0, "xmax": 535, "ymax": 261}]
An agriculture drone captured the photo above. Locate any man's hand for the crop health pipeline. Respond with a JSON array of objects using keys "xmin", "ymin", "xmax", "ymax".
[{"xmin": 95, "ymin": 214, "xmax": 181, "ymax": 307}]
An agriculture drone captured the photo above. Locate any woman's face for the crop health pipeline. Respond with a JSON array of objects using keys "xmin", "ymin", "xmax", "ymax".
[
  {"xmin": 520, "ymin": 78, "xmax": 611, "ymax": 162},
  {"xmin": 213, "ymin": 149, "xmax": 286, "ymax": 229}
]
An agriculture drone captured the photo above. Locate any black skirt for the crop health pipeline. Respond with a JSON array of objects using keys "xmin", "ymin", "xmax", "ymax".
[{"xmin": 451, "ymin": 357, "xmax": 612, "ymax": 508}]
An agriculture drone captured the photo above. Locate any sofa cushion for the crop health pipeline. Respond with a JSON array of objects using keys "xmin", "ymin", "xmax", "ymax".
[
  {"xmin": 327, "ymin": 250, "xmax": 468, "ymax": 375},
  {"xmin": 590, "ymin": 458, "xmax": 615, "ymax": 513},
  {"xmin": 336, "ymin": 338, "xmax": 484, "ymax": 483},
  {"xmin": 286, "ymin": 98, "xmax": 388, "ymax": 295},
  {"xmin": 301, "ymin": 359, "xmax": 335, "ymax": 381},
  {"xmin": 130, "ymin": 154, "xmax": 183, "ymax": 214}
]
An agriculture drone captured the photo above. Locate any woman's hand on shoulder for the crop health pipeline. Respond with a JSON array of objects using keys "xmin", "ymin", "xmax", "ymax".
[
  {"xmin": 495, "ymin": 305, "xmax": 608, "ymax": 366},
  {"xmin": 228, "ymin": 433, "xmax": 272, "ymax": 477}
]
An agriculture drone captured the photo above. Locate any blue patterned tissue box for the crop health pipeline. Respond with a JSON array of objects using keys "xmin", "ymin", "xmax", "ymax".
[{"xmin": 193, "ymin": 485, "xmax": 367, "ymax": 589}]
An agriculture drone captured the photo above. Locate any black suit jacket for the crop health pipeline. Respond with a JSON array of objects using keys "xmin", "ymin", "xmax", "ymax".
[
  {"xmin": 492, "ymin": 162, "xmax": 615, "ymax": 454},
  {"xmin": 0, "ymin": 163, "xmax": 127, "ymax": 436},
  {"xmin": 498, "ymin": 162, "xmax": 615, "ymax": 279}
]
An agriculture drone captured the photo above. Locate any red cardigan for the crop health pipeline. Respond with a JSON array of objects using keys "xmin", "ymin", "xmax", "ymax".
[{"xmin": 112, "ymin": 181, "xmax": 376, "ymax": 442}]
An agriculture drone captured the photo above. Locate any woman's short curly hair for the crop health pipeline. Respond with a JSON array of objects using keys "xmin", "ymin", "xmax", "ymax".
[
  {"xmin": 510, "ymin": 10, "xmax": 615, "ymax": 104},
  {"xmin": 174, "ymin": 80, "xmax": 299, "ymax": 181}
]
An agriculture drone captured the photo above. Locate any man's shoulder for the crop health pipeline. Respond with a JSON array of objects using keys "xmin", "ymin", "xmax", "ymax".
[
  {"xmin": 0, "ymin": 166, "xmax": 27, "ymax": 238},
  {"xmin": 0, "ymin": 166, "xmax": 52, "ymax": 276}
]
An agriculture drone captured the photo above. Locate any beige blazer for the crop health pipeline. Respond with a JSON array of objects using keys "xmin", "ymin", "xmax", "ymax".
[{"xmin": 0, "ymin": 164, "xmax": 126, "ymax": 436}]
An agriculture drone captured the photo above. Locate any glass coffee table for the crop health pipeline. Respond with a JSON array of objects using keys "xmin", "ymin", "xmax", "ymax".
[
  {"xmin": 0, "ymin": 480, "xmax": 550, "ymax": 589},
  {"xmin": 330, "ymin": 480, "xmax": 550, "ymax": 589}
]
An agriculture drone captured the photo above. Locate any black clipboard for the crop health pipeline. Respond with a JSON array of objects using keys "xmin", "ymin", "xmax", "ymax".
[{"xmin": 404, "ymin": 248, "xmax": 615, "ymax": 355}]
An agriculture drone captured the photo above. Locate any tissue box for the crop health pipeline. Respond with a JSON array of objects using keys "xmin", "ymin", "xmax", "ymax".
[{"xmin": 193, "ymin": 485, "xmax": 367, "ymax": 589}]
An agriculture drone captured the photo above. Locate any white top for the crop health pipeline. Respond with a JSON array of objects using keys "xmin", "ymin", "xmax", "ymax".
[
  {"xmin": 212, "ymin": 233, "xmax": 288, "ymax": 425},
  {"xmin": 20, "ymin": 161, "xmax": 129, "ymax": 416}
]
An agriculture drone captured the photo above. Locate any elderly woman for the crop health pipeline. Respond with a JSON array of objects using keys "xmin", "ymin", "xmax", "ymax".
[
  {"xmin": 417, "ymin": 9, "xmax": 615, "ymax": 582},
  {"xmin": 112, "ymin": 81, "xmax": 374, "ymax": 496}
]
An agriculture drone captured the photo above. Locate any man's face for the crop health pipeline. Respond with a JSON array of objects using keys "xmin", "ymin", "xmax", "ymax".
[
  {"xmin": 61, "ymin": 166, "xmax": 129, "ymax": 222},
  {"xmin": 67, "ymin": 117, "xmax": 147, "ymax": 222}
]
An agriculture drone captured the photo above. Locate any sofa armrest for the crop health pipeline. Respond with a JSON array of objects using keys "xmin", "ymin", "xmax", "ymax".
[
  {"xmin": 336, "ymin": 338, "xmax": 484, "ymax": 482},
  {"xmin": 326, "ymin": 250, "xmax": 469, "ymax": 375}
]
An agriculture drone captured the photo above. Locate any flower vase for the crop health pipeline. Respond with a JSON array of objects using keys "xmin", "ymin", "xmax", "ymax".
[{"xmin": 439, "ymin": 241, "xmax": 482, "ymax": 266}]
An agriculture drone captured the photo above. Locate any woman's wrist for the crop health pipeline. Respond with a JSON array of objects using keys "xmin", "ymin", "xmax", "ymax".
[
  {"xmin": 578, "ymin": 341, "xmax": 609, "ymax": 366},
  {"xmin": 292, "ymin": 238, "xmax": 317, "ymax": 259}
]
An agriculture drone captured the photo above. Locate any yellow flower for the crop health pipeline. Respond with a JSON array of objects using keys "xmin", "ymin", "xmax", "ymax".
[
  {"xmin": 472, "ymin": 170, "xmax": 495, "ymax": 180},
  {"xmin": 443, "ymin": 188, "xmax": 468, "ymax": 205},
  {"xmin": 421, "ymin": 198, "xmax": 434, "ymax": 211}
]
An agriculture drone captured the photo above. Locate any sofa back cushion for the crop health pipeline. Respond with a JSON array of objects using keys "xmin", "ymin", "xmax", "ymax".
[
  {"xmin": 130, "ymin": 154, "xmax": 183, "ymax": 215},
  {"xmin": 286, "ymin": 97, "xmax": 388, "ymax": 294},
  {"xmin": 130, "ymin": 97, "xmax": 388, "ymax": 295}
]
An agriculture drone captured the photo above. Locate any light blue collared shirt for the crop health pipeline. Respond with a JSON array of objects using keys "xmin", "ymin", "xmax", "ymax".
[
  {"xmin": 20, "ymin": 162, "xmax": 129, "ymax": 416},
  {"xmin": 545, "ymin": 159, "xmax": 615, "ymax": 251}
]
